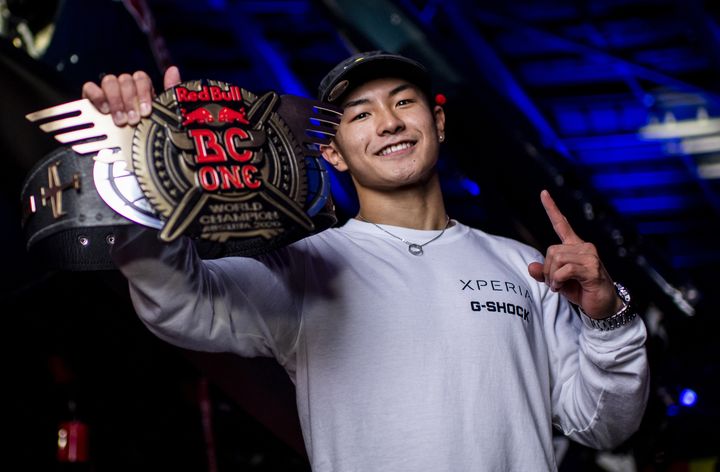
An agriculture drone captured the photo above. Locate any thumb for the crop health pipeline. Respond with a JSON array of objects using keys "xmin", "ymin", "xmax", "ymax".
[
  {"xmin": 164, "ymin": 66, "xmax": 182, "ymax": 89},
  {"xmin": 528, "ymin": 262, "xmax": 545, "ymax": 283}
]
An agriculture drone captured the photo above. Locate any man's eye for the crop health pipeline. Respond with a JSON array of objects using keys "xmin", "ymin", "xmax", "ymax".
[
  {"xmin": 397, "ymin": 98, "xmax": 415, "ymax": 107},
  {"xmin": 351, "ymin": 112, "xmax": 369, "ymax": 121}
]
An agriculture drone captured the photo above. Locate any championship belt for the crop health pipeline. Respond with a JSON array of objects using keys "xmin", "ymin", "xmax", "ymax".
[{"xmin": 21, "ymin": 80, "xmax": 342, "ymax": 270}]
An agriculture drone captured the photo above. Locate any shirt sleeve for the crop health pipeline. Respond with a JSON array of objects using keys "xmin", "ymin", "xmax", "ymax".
[
  {"xmin": 110, "ymin": 226, "xmax": 304, "ymax": 365},
  {"xmin": 542, "ymin": 287, "xmax": 650, "ymax": 449}
]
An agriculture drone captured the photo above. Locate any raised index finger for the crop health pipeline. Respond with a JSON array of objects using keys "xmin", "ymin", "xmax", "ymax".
[{"xmin": 540, "ymin": 190, "xmax": 583, "ymax": 244}]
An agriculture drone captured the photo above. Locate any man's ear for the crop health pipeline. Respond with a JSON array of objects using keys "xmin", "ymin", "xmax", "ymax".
[
  {"xmin": 433, "ymin": 105, "xmax": 446, "ymax": 139},
  {"xmin": 320, "ymin": 142, "xmax": 349, "ymax": 172}
]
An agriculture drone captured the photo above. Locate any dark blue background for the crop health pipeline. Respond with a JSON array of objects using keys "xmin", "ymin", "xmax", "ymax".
[{"xmin": 2, "ymin": 0, "xmax": 718, "ymax": 470}]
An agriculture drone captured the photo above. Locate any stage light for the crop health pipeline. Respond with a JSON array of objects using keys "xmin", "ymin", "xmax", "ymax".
[
  {"xmin": 460, "ymin": 178, "xmax": 480, "ymax": 196},
  {"xmin": 679, "ymin": 388, "xmax": 697, "ymax": 407}
]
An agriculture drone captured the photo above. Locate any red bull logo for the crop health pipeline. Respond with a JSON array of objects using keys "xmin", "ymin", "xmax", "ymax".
[
  {"xmin": 218, "ymin": 107, "xmax": 249, "ymax": 124},
  {"xmin": 180, "ymin": 106, "xmax": 250, "ymax": 126},
  {"xmin": 176, "ymin": 85, "xmax": 258, "ymax": 193},
  {"xmin": 181, "ymin": 107, "xmax": 214, "ymax": 126},
  {"xmin": 175, "ymin": 85, "xmax": 243, "ymax": 103}
]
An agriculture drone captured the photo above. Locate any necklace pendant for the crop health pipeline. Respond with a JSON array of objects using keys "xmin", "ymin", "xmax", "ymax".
[{"xmin": 408, "ymin": 244, "xmax": 424, "ymax": 256}]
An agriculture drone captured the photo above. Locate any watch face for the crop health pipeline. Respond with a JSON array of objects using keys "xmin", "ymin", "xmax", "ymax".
[{"xmin": 614, "ymin": 282, "xmax": 631, "ymax": 304}]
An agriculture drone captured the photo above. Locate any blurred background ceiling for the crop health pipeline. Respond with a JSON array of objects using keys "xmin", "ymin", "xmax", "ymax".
[{"xmin": 2, "ymin": 0, "xmax": 719, "ymax": 470}]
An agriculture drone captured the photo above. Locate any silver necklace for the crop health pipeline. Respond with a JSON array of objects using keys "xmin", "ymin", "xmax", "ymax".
[{"xmin": 357, "ymin": 215, "xmax": 451, "ymax": 256}]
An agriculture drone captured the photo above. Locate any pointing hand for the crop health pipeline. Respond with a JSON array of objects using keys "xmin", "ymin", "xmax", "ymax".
[{"xmin": 527, "ymin": 190, "xmax": 623, "ymax": 319}]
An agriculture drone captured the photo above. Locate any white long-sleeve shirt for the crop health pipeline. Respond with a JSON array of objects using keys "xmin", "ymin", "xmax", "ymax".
[{"xmin": 112, "ymin": 219, "xmax": 649, "ymax": 471}]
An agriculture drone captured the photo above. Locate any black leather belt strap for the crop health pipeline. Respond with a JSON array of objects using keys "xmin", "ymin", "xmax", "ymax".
[
  {"xmin": 20, "ymin": 146, "xmax": 338, "ymax": 270},
  {"xmin": 21, "ymin": 147, "xmax": 130, "ymax": 270}
]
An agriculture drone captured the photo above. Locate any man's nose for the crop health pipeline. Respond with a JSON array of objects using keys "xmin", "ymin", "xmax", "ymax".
[{"xmin": 377, "ymin": 107, "xmax": 405, "ymax": 135}]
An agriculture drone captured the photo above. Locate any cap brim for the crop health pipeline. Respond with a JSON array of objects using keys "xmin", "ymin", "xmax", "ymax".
[{"xmin": 321, "ymin": 55, "xmax": 431, "ymax": 103}]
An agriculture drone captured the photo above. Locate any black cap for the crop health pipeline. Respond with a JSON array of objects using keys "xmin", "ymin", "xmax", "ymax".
[{"xmin": 318, "ymin": 51, "xmax": 431, "ymax": 104}]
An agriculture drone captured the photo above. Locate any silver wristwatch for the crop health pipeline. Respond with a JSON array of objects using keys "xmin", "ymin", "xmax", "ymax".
[{"xmin": 581, "ymin": 282, "xmax": 637, "ymax": 331}]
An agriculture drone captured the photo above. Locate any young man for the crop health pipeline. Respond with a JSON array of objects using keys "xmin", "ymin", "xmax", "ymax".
[{"xmin": 83, "ymin": 51, "xmax": 649, "ymax": 471}]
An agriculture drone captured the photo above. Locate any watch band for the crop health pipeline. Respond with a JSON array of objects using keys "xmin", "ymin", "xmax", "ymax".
[{"xmin": 580, "ymin": 282, "xmax": 638, "ymax": 331}]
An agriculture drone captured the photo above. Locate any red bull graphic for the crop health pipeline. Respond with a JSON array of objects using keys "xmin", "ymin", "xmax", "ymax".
[
  {"xmin": 124, "ymin": 79, "xmax": 339, "ymax": 245},
  {"xmin": 218, "ymin": 106, "xmax": 250, "ymax": 124},
  {"xmin": 174, "ymin": 83, "xmax": 260, "ymax": 193},
  {"xmin": 175, "ymin": 85, "xmax": 243, "ymax": 103},
  {"xmin": 181, "ymin": 107, "xmax": 214, "ymax": 126}
]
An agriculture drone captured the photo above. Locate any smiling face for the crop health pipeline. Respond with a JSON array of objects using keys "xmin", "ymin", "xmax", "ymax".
[{"xmin": 321, "ymin": 77, "xmax": 445, "ymax": 194}]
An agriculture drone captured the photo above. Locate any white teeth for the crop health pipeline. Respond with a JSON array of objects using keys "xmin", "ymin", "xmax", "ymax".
[{"xmin": 379, "ymin": 142, "xmax": 413, "ymax": 156}]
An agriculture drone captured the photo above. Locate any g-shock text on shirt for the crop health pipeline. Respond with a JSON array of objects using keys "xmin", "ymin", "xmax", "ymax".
[{"xmin": 21, "ymin": 80, "xmax": 342, "ymax": 269}]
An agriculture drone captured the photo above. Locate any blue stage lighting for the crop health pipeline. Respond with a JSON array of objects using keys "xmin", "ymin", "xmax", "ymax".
[
  {"xmin": 460, "ymin": 178, "xmax": 481, "ymax": 196},
  {"xmin": 679, "ymin": 388, "xmax": 697, "ymax": 407}
]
